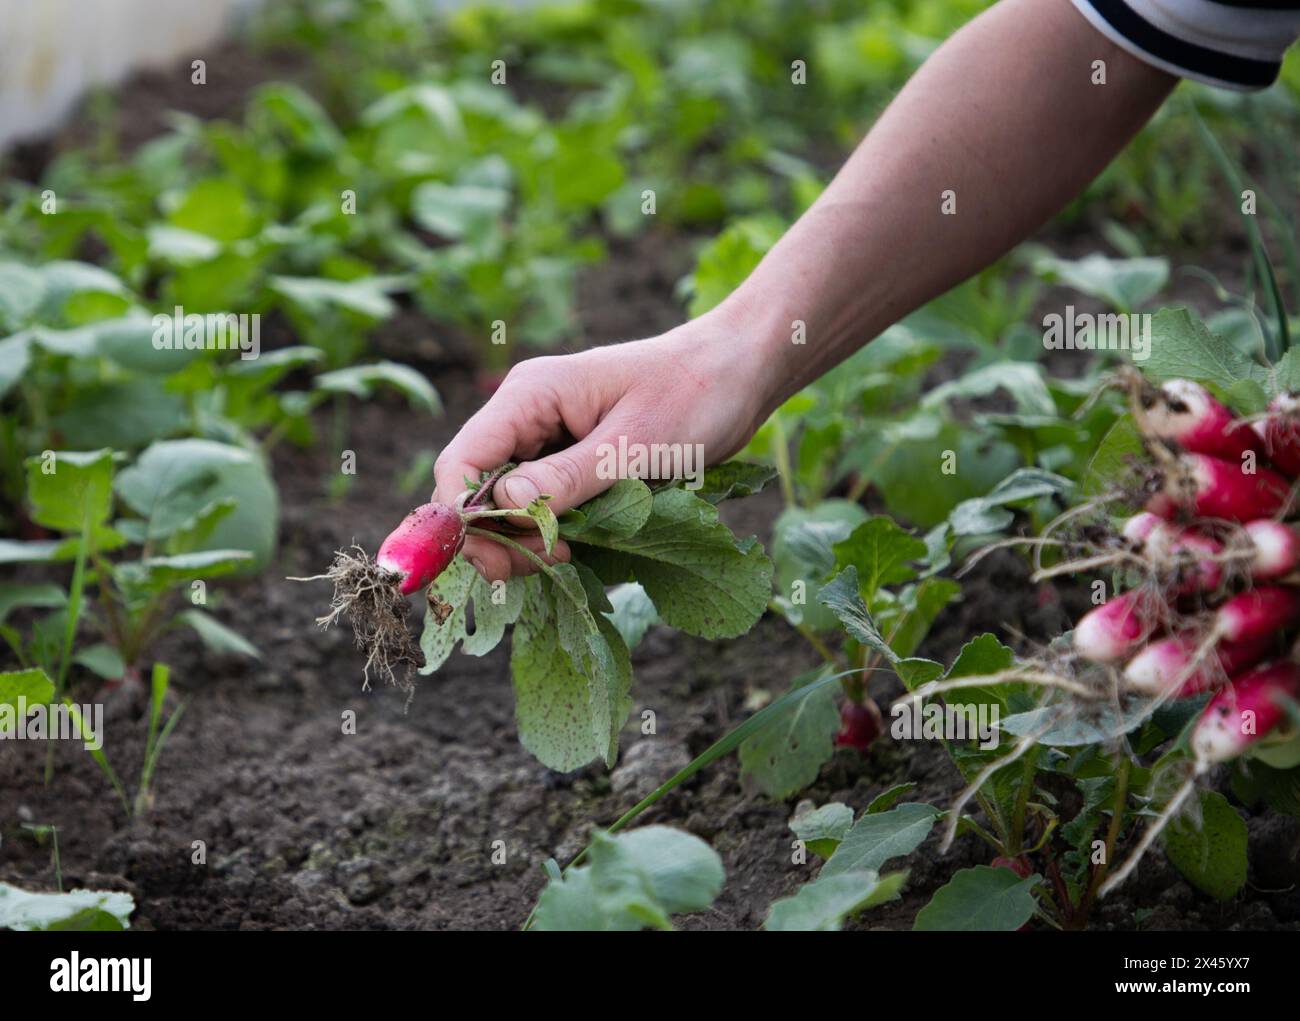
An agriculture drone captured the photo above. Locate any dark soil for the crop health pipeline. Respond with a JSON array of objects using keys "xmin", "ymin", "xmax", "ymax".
[{"xmin": 5, "ymin": 35, "xmax": 1300, "ymax": 934}]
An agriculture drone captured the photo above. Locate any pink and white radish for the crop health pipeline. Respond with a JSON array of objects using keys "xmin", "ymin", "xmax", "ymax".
[
  {"xmin": 1191, "ymin": 661, "xmax": 1300, "ymax": 763},
  {"xmin": 1123, "ymin": 633, "xmax": 1272, "ymax": 697},
  {"xmin": 1141, "ymin": 379, "xmax": 1262, "ymax": 461},
  {"xmin": 1243, "ymin": 519, "xmax": 1300, "ymax": 579},
  {"xmin": 1074, "ymin": 590, "xmax": 1163, "ymax": 662},
  {"xmin": 1211, "ymin": 585, "xmax": 1300, "ymax": 645},
  {"xmin": 376, "ymin": 502, "xmax": 466, "ymax": 594},
  {"xmin": 1147, "ymin": 453, "xmax": 1291, "ymax": 523}
]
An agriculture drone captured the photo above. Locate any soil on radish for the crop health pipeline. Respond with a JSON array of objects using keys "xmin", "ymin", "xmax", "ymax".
[{"xmin": 4, "ymin": 42, "xmax": 1299, "ymax": 933}]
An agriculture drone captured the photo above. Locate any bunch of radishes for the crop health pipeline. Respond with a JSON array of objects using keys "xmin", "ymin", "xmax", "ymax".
[{"xmin": 1069, "ymin": 378, "xmax": 1300, "ymax": 768}]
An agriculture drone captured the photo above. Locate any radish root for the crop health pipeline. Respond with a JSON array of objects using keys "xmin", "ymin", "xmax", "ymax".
[{"xmin": 290, "ymin": 545, "xmax": 419, "ymax": 696}]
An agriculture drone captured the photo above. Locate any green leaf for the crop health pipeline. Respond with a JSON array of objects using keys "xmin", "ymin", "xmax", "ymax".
[
  {"xmin": 560, "ymin": 479, "xmax": 654, "ymax": 539},
  {"xmin": 688, "ymin": 460, "xmax": 778, "ymax": 505},
  {"xmin": 789, "ymin": 802, "xmax": 855, "ymax": 858},
  {"xmin": 25, "ymin": 449, "xmax": 115, "ymax": 533},
  {"xmin": 177, "ymin": 608, "xmax": 260, "ymax": 660},
  {"xmin": 938, "ymin": 633, "xmax": 1019, "ymax": 713},
  {"xmin": 72, "ymin": 644, "xmax": 125, "ymax": 680},
  {"xmin": 522, "ymin": 496, "xmax": 559, "ymax": 555},
  {"xmin": 818, "ymin": 567, "xmax": 896, "ymax": 664},
  {"xmin": 1138, "ymin": 307, "xmax": 1262, "ymax": 391},
  {"xmin": 410, "ymin": 181, "xmax": 511, "ymax": 239},
  {"xmin": 913, "ymin": 865, "xmax": 1039, "ymax": 931},
  {"xmin": 315, "ymin": 361, "xmax": 441, "ymax": 414},
  {"xmin": 52, "ymin": 378, "xmax": 186, "ymax": 450},
  {"xmin": 922, "ymin": 361, "xmax": 1056, "ymax": 417},
  {"xmin": 0, "ymin": 583, "xmax": 66, "ymax": 624},
  {"xmin": 605, "ymin": 827, "xmax": 725, "ymax": 914},
  {"xmin": 0, "ymin": 882, "xmax": 134, "ymax": 931},
  {"xmin": 510, "ymin": 569, "xmax": 632, "ymax": 771},
  {"xmin": 739, "ymin": 665, "xmax": 840, "ymax": 798},
  {"xmin": 146, "ymin": 224, "xmax": 222, "ymax": 265},
  {"xmin": 0, "ymin": 669, "xmax": 55, "ymax": 734},
  {"xmin": 1231, "ymin": 759, "xmax": 1300, "ymax": 817},
  {"xmin": 168, "ymin": 178, "xmax": 257, "ymax": 242},
  {"xmin": 686, "ymin": 215, "xmax": 783, "ymax": 317},
  {"xmin": 947, "ymin": 468, "xmax": 1074, "ymax": 536},
  {"xmin": 114, "ymin": 551, "xmax": 253, "ymax": 601},
  {"xmin": 164, "ymin": 498, "xmax": 238, "ymax": 555},
  {"xmin": 270, "ymin": 275, "xmax": 398, "ymax": 320},
  {"xmin": 1031, "ymin": 252, "xmax": 1168, "ymax": 311},
  {"xmin": 532, "ymin": 826, "xmax": 723, "ymax": 931},
  {"xmin": 1083, "ymin": 416, "xmax": 1145, "ymax": 499},
  {"xmin": 603, "ymin": 582, "xmax": 659, "ymax": 651},
  {"xmin": 0, "ymin": 331, "xmax": 33, "ymax": 396},
  {"xmin": 770, "ymin": 500, "xmax": 868, "ymax": 630},
  {"xmin": 832, "ymin": 517, "xmax": 927, "ymax": 599},
  {"xmin": 764, "ymin": 871, "xmax": 894, "ymax": 931},
  {"xmin": 0, "ymin": 539, "xmax": 62, "ymax": 564},
  {"xmin": 1161, "ymin": 788, "xmax": 1247, "ymax": 901},
  {"xmin": 820, "ymin": 803, "xmax": 941, "ymax": 878},
  {"xmin": 572, "ymin": 487, "xmax": 772, "ymax": 640},
  {"xmin": 418, "ymin": 557, "xmax": 525, "ymax": 672},
  {"xmin": 883, "ymin": 577, "xmax": 961, "ymax": 660},
  {"xmin": 115, "ymin": 439, "xmax": 277, "ymax": 567},
  {"xmin": 866, "ymin": 782, "xmax": 918, "ymax": 815}
]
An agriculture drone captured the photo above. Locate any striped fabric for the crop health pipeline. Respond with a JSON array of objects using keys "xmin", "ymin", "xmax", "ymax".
[{"xmin": 1070, "ymin": 0, "xmax": 1300, "ymax": 89}]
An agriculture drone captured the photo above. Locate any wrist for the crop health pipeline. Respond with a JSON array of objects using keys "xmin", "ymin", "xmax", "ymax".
[{"xmin": 689, "ymin": 300, "xmax": 793, "ymax": 428}]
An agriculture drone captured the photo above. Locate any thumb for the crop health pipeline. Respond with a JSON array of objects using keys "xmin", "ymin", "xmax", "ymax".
[{"xmin": 494, "ymin": 431, "xmax": 620, "ymax": 513}]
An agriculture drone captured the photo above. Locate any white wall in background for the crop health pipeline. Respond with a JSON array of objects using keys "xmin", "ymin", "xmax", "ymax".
[{"xmin": 0, "ymin": 0, "xmax": 261, "ymax": 147}]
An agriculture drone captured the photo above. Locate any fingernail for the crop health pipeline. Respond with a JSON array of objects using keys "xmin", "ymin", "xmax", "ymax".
[
  {"xmin": 500, "ymin": 474, "xmax": 538, "ymax": 508},
  {"xmin": 469, "ymin": 556, "xmax": 488, "ymax": 579}
]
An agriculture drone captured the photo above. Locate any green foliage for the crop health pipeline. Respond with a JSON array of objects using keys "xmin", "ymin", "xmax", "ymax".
[
  {"xmin": 420, "ymin": 469, "xmax": 773, "ymax": 772},
  {"xmin": 913, "ymin": 866, "xmax": 1040, "ymax": 931},
  {"xmin": 0, "ymin": 883, "xmax": 135, "ymax": 931},
  {"xmin": 532, "ymin": 827, "xmax": 724, "ymax": 931}
]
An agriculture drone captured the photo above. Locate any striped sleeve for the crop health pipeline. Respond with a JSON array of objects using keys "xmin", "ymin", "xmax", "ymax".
[{"xmin": 1070, "ymin": 0, "xmax": 1300, "ymax": 90}]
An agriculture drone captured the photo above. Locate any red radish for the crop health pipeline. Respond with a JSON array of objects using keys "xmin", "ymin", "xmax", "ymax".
[
  {"xmin": 1123, "ymin": 633, "xmax": 1272, "ymax": 697},
  {"xmin": 376, "ymin": 502, "xmax": 466, "ymax": 595},
  {"xmin": 1213, "ymin": 585, "xmax": 1300, "ymax": 644},
  {"xmin": 834, "ymin": 698, "xmax": 884, "ymax": 753},
  {"xmin": 1258, "ymin": 393, "xmax": 1300, "ymax": 478},
  {"xmin": 1191, "ymin": 661, "xmax": 1300, "ymax": 762},
  {"xmin": 1148, "ymin": 454, "xmax": 1291, "ymax": 523},
  {"xmin": 1074, "ymin": 590, "xmax": 1162, "ymax": 662},
  {"xmin": 991, "ymin": 855, "xmax": 1032, "ymax": 879},
  {"xmin": 1244, "ymin": 519, "xmax": 1300, "ymax": 579},
  {"xmin": 1142, "ymin": 379, "xmax": 1262, "ymax": 461}
]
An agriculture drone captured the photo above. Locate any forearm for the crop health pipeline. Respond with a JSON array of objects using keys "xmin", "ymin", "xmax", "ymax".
[{"xmin": 715, "ymin": 0, "xmax": 1176, "ymax": 419}]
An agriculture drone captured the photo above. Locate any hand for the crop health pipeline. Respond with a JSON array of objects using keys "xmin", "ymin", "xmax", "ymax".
[{"xmin": 432, "ymin": 310, "xmax": 771, "ymax": 581}]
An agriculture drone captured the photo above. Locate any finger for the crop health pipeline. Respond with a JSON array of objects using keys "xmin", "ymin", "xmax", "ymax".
[
  {"xmin": 461, "ymin": 534, "xmax": 570, "ymax": 582},
  {"xmin": 431, "ymin": 410, "xmax": 521, "ymax": 508},
  {"xmin": 493, "ymin": 424, "xmax": 629, "ymax": 514}
]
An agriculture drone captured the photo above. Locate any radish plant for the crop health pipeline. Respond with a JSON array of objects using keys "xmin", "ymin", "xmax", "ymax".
[
  {"xmin": 299, "ymin": 461, "xmax": 776, "ymax": 770},
  {"xmin": 818, "ymin": 305, "xmax": 1300, "ymax": 924},
  {"xmin": 1, "ymin": 446, "xmax": 260, "ymax": 696}
]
